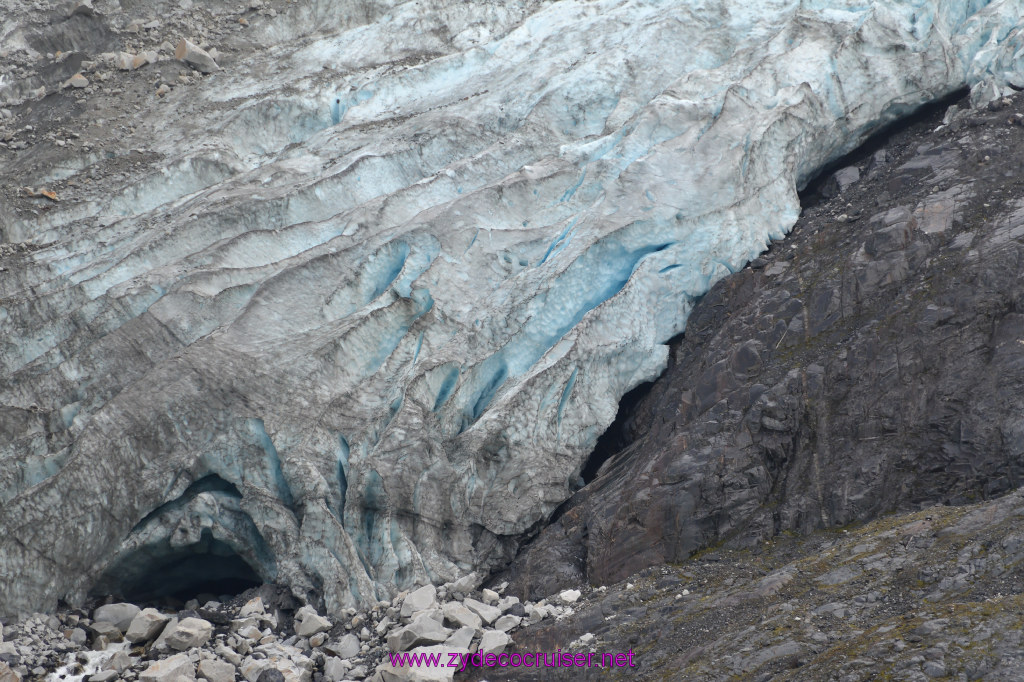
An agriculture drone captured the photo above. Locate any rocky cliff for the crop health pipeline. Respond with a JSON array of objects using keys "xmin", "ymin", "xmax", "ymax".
[
  {"xmin": 505, "ymin": 87, "xmax": 1024, "ymax": 598},
  {"xmin": 486, "ymin": 88, "xmax": 1024, "ymax": 681}
]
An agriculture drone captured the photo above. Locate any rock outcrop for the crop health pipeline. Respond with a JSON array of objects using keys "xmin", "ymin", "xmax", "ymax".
[
  {"xmin": 504, "ymin": 91, "xmax": 1024, "ymax": 601},
  {"xmin": 475, "ymin": 486, "xmax": 1024, "ymax": 680}
]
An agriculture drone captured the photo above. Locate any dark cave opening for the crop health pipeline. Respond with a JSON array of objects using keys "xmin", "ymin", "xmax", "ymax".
[
  {"xmin": 93, "ymin": 531, "xmax": 262, "ymax": 605},
  {"xmin": 581, "ymin": 379, "xmax": 656, "ymax": 484},
  {"xmin": 798, "ymin": 86, "xmax": 970, "ymax": 208},
  {"xmin": 131, "ymin": 547, "xmax": 262, "ymax": 603}
]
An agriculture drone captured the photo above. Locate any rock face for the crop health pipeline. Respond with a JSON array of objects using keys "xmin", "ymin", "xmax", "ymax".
[
  {"xmin": 504, "ymin": 91, "xmax": 1024, "ymax": 599},
  {"xmin": 2, "ymin": 0, "xmax": 1024, "ymax": 617},
  {"xmin": 474, "ymin": 488, "xmax": 1024, "ymax": 681}
]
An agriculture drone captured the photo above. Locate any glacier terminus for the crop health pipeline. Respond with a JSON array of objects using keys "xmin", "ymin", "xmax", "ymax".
[{"xmin": 1, "ymin": 0, "xmax": 1024, "ymax": 616}]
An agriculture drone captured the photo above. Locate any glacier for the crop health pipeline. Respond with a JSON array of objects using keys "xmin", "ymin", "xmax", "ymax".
[{"xmin": 1, "ymin": 0, "xmax": 1024, "ymax": 615}]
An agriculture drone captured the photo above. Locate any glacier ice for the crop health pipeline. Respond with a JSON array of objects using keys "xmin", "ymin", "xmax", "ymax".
[{"xmin": 1, "ymin": 0, "xmax": 1024, "ymax": 615}]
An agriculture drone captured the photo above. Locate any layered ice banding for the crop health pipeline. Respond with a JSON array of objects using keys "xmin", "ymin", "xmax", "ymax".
[{"xmin": 2, "ymin": 0, "xmax": 1024, "ymax": 616}]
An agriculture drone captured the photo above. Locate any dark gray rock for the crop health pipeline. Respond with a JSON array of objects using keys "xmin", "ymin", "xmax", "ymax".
[
  {"xmin": 821, "ymin": 165, "xmax": 861, "ymax": 198},
  {"xmin": 255, "ymin": 670, "xmax": 285, "ymax": 682},
  {"xmin": 505, "ymin": 92, "xmax": 1024, "ymax": 600}
]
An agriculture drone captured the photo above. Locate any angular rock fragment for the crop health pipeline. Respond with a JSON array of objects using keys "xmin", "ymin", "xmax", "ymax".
[
  {"xmin": 448, "ymin": 573, "xmax": 483, "ymax": 595},
  {"xmin": 90, "ymin": 672, "xmax": 118, "ymax": 682},
  {"xmin": 216, "ymin": 643, "xmax": 242, "ymax": 666},
  {"xmin": 93, "ymin": 603, "xmax": 140, "ymax": 631},
  {"xmin": 140, "ymin": 652, "xmax": 195, "ymax": 682},
  {"xmin": 165, "ymin": 617, "xmax": 213, "ymax": 650},
  {"xmin": 294, "ymin": 612, "xmax": 330, "ymax": 637},
  {"xmin": 493, "ymin": 614, "xmax": 521, "ymax": 632},
  {"xmin": 197, "ymin": 658, "xmax": 236, "ymax": 682},
  {"xmin": 115, "ymin": 52, "xmax": 136, "ymax": 70},
  {"xmin": 87, "ymin": 621, "xmax": 123, "ymax": 642},
  {"xmin": 559, "ymin": 589, "xmax": 581, "ymax": 604},
  {"xmin": 380, "ymin": 645, "xmax": 463, "ymax": 681},
  {"xmin": 386, "ymin": 614, "xmax": 451, "ymax": 652},
  {"xmin": 238, "ymin": 597, "xmax": 264, "ymax": 617},
  {"xmin": 133, "ymin": 51, "xmax": 158, "ymax": 69},
  {"xmin": 322, "ymin": 657, "xmax": 348, "ymax": 682},
  {"xmin": 462, "ymin": 599, "xmax": 500, "ymax": 625},
  {"xmin": 175, "ymin": 39, "xmax": 219, "ymax": 73},
  {"xmin": 400, "ymin": 585, "xmax": 438, "ymax": 619},
  {"xmin": 441, "ymin": 602, "xmax": 481, "ymax": 630},
  {"xmin": 323, "ymin": 633, "xmax": 360, "ymax": 659},
  {"xmin": 255, "ymin": 671, "xmax": 285, "ymax": 682},
  {"xmin": 64, "ymin": 73, "xmax": 88, "ymax": 89},
  {"xmin": 478, "ymin": 630, "xmax": 510, "ymax": 655},
  {"xmin": 103, "ymin": 650, "xmax": 132, "ymax": 673},
  {"xmin": 822, "ymin": 165, "xmax": 861, "ymax": 198},
  {"xmin": 444, "ymin": 626, "xmax": 476, "ymax": 650}
]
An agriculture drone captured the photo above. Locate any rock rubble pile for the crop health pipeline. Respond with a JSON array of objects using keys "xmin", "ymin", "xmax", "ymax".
[{"xmin": 0, "ymin": 576, "xmax": 588, "ymax": 682}]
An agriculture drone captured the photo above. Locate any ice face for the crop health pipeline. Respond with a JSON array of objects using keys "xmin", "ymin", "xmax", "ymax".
[{"xmin": 1, "ymin": 0, "xmax": 1023, "ymax": 615}]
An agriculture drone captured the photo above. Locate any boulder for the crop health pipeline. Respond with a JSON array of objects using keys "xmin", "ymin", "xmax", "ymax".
[
  {"xmin": 322, "ymin": 657, "xmax": 348, "ymax": 682},
  {"xmin": 140, "ymin": 653, "xmax": 195, "ymax": 682},
  {"xmin": 216, "ymin": 643, "xmax": 242, "ymax": 666},
  {"xmin": 64, "ymin": 73, "xmax": 88, "ymax": 89},
  {"xmin": 444, "ymin": 627, "xmax": 476, "ymax": 650},
  {"xmin": 114, "ymin": 51, "xmax": 135, "ymax": 70},
  {"xmin": 126, "ymin": 608, "xmax": 170, "ymax": 643},
  {"xmin": 165, "ymin": 617, "xmax": 213, "ymax": 650},
  {"xmin": 241, "ymin": 658, "xmax": 310, "ymax": 682},
  {"xmin": 175, "ymin": 39, "xmax": 219, "ymax": 73},
  {"xmin": 559, "ymin": 589, "xmax": 581, "ymax": 604},
  {"xmin": 294, "ymin": 612, "xmax": 331, "ymax": 638},
  {"xmin": 238, "ymin": 597, "xmax": 264, "ymax": 617},
  {"xmin": 441, "ymin": 602, "xmax": 481, "ymax": 631},
  {"xmin": 478, "ymin": 630, "xmax": 510, "ymax": 656},
  {"xmin": 462, "ymin": 599, "xmax": 500, "ymax": 626},
  {"xmin": 89, "ymin": 672, "xmax": 118, "ymax": 682},
  {"xmin": 197, "ymin": 658, "xmax": 236, "ymax": 682},
  {"xmin": 93, "ymin": 603, "xmax": 140, "ymax": 632},
  {"xmin": 448, "ymin": 572, "xmax": 483, "ymax": 595},
  {"xmin": 103, "ymin": 650, "xmax": 132, "ymax": 673},
  {"xmin": 323, "ymin": 633, "xmax": 360, "ymax": 659},
  {"xmin": 87, "ymin": 621, "xmax": 124, "ymax": 643},
  {"xmin": 386, "ymin": 614, "xmax": 451, "ymax": 652},
  {"xmin": 400, "ymin": 585, "xmax": 438, "ymax": 619},
  {"xmin": 493, "ymin": 615, "xmax": 521, "ymax": 632}
]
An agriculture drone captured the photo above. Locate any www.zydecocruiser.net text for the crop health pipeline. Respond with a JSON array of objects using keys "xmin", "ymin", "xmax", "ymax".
[{"xmin": 387, "ymin": 649, "xmax": 638, "ymax": 672}]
